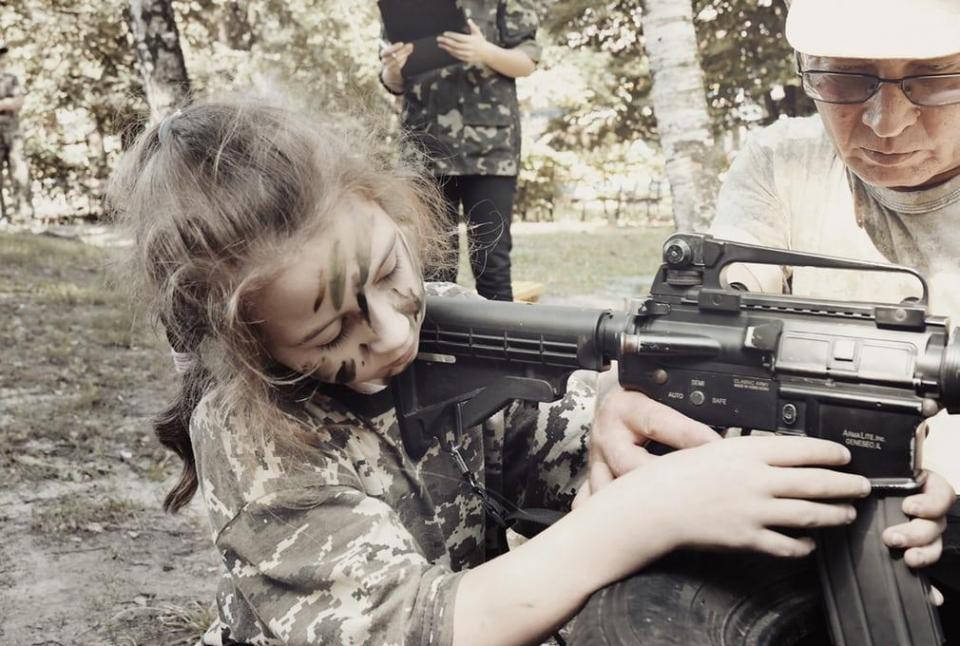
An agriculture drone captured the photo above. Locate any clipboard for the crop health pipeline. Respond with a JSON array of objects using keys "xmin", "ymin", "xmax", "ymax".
[{"xmin": 378, "ymin": 0, "xmax": 469, "ymax": 77}]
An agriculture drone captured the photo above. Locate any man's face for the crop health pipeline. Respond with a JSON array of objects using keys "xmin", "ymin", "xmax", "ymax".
[
  {"xmin": 808, "ymin": 53, "xmax": 960, "ymax": 189},
  {"xmin": 252, "ymin": 196, "xmax": 425, "ymax": 389}
]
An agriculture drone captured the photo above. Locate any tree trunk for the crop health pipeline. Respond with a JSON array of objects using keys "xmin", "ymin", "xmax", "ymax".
[
  {"xmin": 642, "ymin": 0, "xmax": 720, "ymax": 231},
  {"xmin": 218, "ymin": 0, "xmax": 254, "ymax": 50},
  {"xmin": 127, "ymin": 0, "xmax": 190, "ymax": 122}
]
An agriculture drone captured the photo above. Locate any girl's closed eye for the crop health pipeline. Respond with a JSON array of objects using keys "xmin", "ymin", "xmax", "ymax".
[
  {"xmin": 376, "ymin": 249, "xmax": 401, "ymax": 284},
  {"xmin": 317, "ymin": 319, "xmax": 352, "ymax": 351}
]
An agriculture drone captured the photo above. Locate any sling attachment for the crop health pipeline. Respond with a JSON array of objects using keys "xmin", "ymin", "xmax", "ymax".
[{"xmin": 444, "ymin": 400, "xmax": 565, "ymax": 530}]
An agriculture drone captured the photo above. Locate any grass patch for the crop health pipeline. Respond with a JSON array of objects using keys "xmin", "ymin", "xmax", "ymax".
[
  {"xmin": 36, "ymin": 280, "xmax": 123, "ymax": 307},
  {"xmin": 0, "ymin": 233, "xmax": 105, "ymax": 269},
  {"xmin": 31, "ymin": 496, "xmax": 145, "ymax": 534},
  {"xmin": 456, "ymin": 223, "xmax": 671, "ymax": 297},
  {"xmin": 108, "ymin": 600, "xmax": 216, "ymax": 646},
  {"xmin": 153, "ymin": 601, "xmax": 217, "ymax": 642}
]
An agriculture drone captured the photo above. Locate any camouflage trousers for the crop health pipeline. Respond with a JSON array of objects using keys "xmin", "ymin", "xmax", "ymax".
[{"xmin": 0, "ymin": 130, "xmax": 33, "ymax": 223}]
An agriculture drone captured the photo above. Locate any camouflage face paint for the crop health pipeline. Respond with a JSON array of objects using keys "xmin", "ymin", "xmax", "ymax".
[
  {"xmin": 356, "ymin": 218, "xmax": 373, "ymax": 288},
  {"xmin": 255, "ymin": 198, "xmax": 423, "ymax": 388},
  {"xmin": 328, "ymin": 240, "xmax": 345, "ymax": 311},
  {"xmin": 392, "ymin": 287, "xmax": 425, "ymax": 325},
  {"xmin": 357, "ymin": 291, "xmax": 371, "ymax": 325},
  {"xmin": 334, "ymin": 359, "xmax": 356, "ymax": 384}
]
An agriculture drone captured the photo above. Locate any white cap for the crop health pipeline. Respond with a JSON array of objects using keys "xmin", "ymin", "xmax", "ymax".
[{"xmin": 786, "ymin": 0, "xmax": 960, "ymax": 60}]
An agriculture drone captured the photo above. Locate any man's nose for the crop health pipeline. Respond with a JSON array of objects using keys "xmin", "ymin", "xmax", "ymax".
[{"xmin": 861, "ymin": 83, "xmax": 920, "ymax": 138}]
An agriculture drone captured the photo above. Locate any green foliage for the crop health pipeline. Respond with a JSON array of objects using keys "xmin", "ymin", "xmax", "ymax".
[
  {"xmin": 543, "ymin": 0, "xmax": 816, "ymax": 146},
  {"xmin": 174, "ymin": 0, "xmax": 387, "ymax": 111},
  {"xmin": 695, "ymin": 0, "xmax": 815, "ymax": 130},
  {"xmin": 6, "ymin": 0, "xmax": 815, "ymax": 223},
  {"xmin": 4, "ymin": 0, "xmax": 389, "ymax": 221},
  {"xmin": 2, "ymin": 0, "xmax": 145, "ymax": 219}
]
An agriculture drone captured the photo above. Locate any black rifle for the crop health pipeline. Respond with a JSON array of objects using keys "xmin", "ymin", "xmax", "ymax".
[{"xmin": 392, "ymin": 233, "xmax": 960, "ymax": 646}]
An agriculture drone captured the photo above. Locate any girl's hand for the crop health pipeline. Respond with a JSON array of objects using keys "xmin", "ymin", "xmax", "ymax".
[
  {"xmin": 381, "ymin": 42, "xmax": 413, "ymax": 92},
  {"xmin": 596, "ymin": 436, "xmax": 871, "ymax": 559},
  {"xmin": 437, "ymin": 19, "xmax": 491, "ymax": 66},
  {"xmin": 882, "ymin": 470, "xmax": 955, "ymax": 568}
]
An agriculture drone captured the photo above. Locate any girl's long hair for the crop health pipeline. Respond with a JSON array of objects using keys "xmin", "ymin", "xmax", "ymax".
[{"xmin": 108, "ymin": 93, "xmax": 447, "ymax": 512}]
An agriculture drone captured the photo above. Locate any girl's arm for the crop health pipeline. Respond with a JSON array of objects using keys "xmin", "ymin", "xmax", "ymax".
[{"xmin": 452, "ymin": 435, "xmax": 871, "ymax": 646}]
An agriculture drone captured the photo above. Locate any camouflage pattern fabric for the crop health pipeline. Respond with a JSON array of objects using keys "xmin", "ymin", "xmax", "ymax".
[
  {"xmin": 197, "ymin": 283, "xmax": 594, "ymax": 645},
  {"xmin": 0, "ymin": 72, "xmax": 20, "ymax": 137},
  {"xmin": 398, "ymin": 0, "xmax": 541, "ymax": 177}
]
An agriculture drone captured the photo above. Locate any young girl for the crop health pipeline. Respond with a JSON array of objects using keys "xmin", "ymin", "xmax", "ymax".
[{"xmin": 110, "ymin": 95, "xmax": 920, "ymax": 646}]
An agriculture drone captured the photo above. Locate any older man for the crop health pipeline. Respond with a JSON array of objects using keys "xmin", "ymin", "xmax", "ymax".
[
  {"xmin": 710, "ymin": 0, "xmax": 960, "ymax": 489},
  {"xmin": 583, "ymin": 0, "xmax": 957, "ymax": 593}
]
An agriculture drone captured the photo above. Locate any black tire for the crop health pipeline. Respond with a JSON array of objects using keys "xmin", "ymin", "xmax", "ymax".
[{"xmin": 569, "ymin": 551, "xmax": 830, "ymax": 646}]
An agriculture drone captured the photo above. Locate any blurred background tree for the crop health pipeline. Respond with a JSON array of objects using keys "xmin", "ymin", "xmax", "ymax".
[{"xmin": 1, "ymin": 0, "xmax": 812, "ymax": 228}]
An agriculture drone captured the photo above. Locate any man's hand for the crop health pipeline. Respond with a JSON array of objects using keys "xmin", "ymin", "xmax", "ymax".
[
  {"xmin": 574, "ymin": 384, "xmax": 720, "ymax": 508},
  {"xmin": 882, "ymin": 470, "xmax": 956, "ymax": 568},
  {"xmin": 380, "ymin": 41, "xmax": 413, "ymax": 93},
  {"xmin": 437, "ymin": 19, "xmax": 491, "ymax": 67}
]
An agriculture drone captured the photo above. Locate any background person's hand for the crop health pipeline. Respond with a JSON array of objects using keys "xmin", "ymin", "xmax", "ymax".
[
  {"xmin": 380, "ymin": 41, "xmax": 413, "ymax": 92},
  {"xmin": 574, "ymin": 385, "xmax": 719, "ymax": 508},
  {"xmin": 882, "ymin": 469, "xmax": 956, "ymax": 568},
  {"xmin": 437, "ymin": 19, "xmax": 491, "ymax": 66}
]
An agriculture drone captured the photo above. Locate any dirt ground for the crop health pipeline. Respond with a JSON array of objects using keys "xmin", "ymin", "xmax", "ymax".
[{"xmin": 1, "ymin": 230, "xmax": 218, "ymax": 645}]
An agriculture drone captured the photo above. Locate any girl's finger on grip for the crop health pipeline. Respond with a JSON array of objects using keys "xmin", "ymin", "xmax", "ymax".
[
  {"xmin": 768, "ymin": 467, "xmax": 870, "ymax": 499},
  {"xmin": 883, "ymin": 517, "xmax": 946, "ymax": 549},
  {"xmin": 763, "ymin": 499, "xmax": 856, "ymax": 529},
  {"xmin": 754, "ymin": 530, "xmax": 816, "ymax": 559},
  {"xmin": 903, "ymin": 540, "xmax": 943, "ymax": 568},
  {"xmin": 748, "ymin": 436, "xmax": 852, "ymax": 467}
]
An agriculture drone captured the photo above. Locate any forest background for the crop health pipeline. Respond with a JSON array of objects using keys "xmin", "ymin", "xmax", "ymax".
[{"xmin": 3, "ymin": 0, "xmax": 815, "ymax": 232}]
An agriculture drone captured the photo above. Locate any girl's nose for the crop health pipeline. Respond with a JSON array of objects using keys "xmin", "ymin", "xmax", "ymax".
[{"xmin": 365, "ymin": 295, "xmax": 410, "ymax": 354}]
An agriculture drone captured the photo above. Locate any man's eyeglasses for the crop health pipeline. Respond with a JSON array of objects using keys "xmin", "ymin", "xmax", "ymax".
[{"xmin": 796, "ymin": 56, "xmax": 960, "ymax": 107}]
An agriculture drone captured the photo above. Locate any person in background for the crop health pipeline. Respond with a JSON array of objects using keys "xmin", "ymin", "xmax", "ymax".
[
  {"xmin": 380, "ymin": 1, "xmax": 540, "ymax": 301},
  {"xmin": 0, "ymin": 42, "xmax": 33, "ymax": 223}
]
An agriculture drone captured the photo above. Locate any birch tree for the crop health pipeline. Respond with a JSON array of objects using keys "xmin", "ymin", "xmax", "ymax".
[
  {"xmin": 127, "ymin": 0, "xmax": 190, "ymax": 121},
  {"xmin": 642, "ymin": 0, "xmax": 720, "ymax": 231}
]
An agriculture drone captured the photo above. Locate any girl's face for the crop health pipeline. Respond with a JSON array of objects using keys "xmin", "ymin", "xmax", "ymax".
[{"xmin": 252, "ymin": 197, "xmax": 425, "ymax": 389}]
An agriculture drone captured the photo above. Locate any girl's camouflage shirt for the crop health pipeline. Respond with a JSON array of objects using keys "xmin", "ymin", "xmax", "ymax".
[
  {"xmin": 196, "ymin": 289, "xmax": 595, "ymax": 645},
  {"xmin": 396, "ymin": 0, "xmax": 540, "ymax": 177}
]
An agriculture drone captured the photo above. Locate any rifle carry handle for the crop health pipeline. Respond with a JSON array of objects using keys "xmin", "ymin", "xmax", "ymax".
[{"xmin": 817, "ymin": 495, "xmax": 944, "ymax": 645}]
